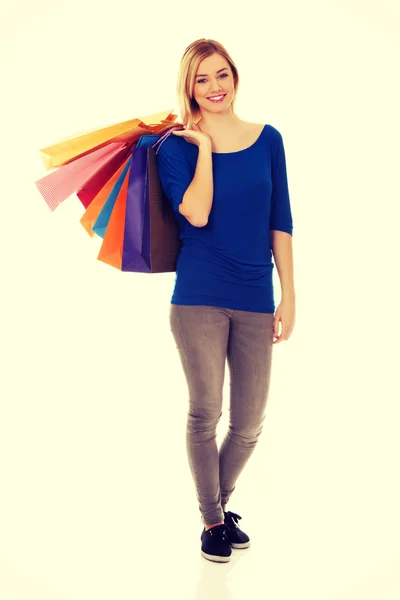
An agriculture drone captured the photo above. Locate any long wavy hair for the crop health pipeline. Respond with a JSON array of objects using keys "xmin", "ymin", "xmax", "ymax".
[{"xmin": 175, "ymin": 38, "xmax": 240, "ymax": 126}]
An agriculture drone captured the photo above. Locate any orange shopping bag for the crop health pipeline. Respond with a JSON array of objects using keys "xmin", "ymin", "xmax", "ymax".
[{"xmin": 96, "ymin": 164, "xmax": 131, "ymax": 269}]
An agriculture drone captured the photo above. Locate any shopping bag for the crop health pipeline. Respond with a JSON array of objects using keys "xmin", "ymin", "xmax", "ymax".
[
  {"xmin": 97, "ymin": 165, "xmax": 131, "ymax": 270},
  {"xmin": 39, "ymin": 109, "xmax": 178, "ymax": 170},
  {"xmin": 76, "ymin": 143, "xmax": 133, "ymax": 208},
  {"xmin": 96, "ymin": 127, "xmax": 183, "ymax": 273},
  {"xmin": 80, "ymin": 156, "xmax": 131, "ymax": 237},
  {"xmin": 135, "ymin": 134, "xmax": 160, "ymax": 148},
  {"xmin": 92, "ymin": 160, "xmax": 131, "ymax": 238},
  {"xmin": 120, "ymin": 127, "xmax": 182, "ymax": 273},
  {"xmin": 35, "ymin": 142, "xmax": 129, "ymax": 211},
  {"xmin": 35, "ymin": 108, "xmax": 184, "ymax": 273}
]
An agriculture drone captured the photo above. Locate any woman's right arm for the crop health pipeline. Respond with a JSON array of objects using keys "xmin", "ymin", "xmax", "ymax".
[{"xmin": 179, "ymin": 140, "xmax": 214, "ymax": 227}]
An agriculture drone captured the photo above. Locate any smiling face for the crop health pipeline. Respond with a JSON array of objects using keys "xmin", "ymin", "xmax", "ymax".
[{"xmin": 192, "ymin": 53, "xmax": 236, "ymax": 115}]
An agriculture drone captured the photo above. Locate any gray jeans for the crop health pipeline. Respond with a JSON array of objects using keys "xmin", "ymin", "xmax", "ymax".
[{"xmin": 169, "ymin": 304, "xmax": 274, "ymax": 525}]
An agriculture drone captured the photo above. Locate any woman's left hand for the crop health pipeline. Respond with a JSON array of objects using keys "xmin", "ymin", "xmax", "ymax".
[{"xmin": 273, "ymin": 298, "xmax": 296, "ymax": 344}]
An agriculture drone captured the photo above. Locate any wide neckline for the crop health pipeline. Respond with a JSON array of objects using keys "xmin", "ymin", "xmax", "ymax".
[{"xmin": 211, "ymin": 124, "xmax": 267, "ymax": 156}]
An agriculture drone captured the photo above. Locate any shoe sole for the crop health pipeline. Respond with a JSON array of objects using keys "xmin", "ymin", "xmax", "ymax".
[
  {"xmin": 201, "ymin": 550, "xmax": 231, "ymax": 562},
  {"xmin": 231, "ymin": 540, "xmax": 251, "ymax": 549}
]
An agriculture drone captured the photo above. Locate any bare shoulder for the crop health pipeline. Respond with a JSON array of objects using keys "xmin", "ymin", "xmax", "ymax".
[
  {"xmin": 240, "ymin": 121, "xmax": 266, "ymax": 142},
  {"xmin": 240, "ymin": 121, "xmax": 266, "ymax": 145},
  {"xmin": 207, "ymin": 120, "xmax": 266, "ymax": 153},
  {"xmin": 242, "ymin": 120, "xmax": 265, "ymax": 131}
]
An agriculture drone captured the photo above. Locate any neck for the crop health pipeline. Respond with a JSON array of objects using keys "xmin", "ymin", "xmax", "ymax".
[{"xmin": 197, "ymin": 112, "xmax": 242, "ymax": 135}]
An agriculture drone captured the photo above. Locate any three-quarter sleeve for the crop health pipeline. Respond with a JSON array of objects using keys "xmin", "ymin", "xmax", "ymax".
[
  {"xmin": 156, "ymin": 136, "xmax": 195, "ymax": 224},
  {"xmin": 270, "ymin": 129, "xmax": 294, "ymax": 236}
]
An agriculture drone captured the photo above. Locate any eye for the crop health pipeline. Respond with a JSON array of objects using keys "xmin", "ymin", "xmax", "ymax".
[{"xmin": 196, "ymin": 73, "xmax": 229, "ymax": 84}]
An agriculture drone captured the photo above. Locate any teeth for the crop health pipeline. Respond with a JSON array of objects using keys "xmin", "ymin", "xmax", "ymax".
[{"xmin": 209, "ymin": 95, "xmax": 224, "ymax": 100}]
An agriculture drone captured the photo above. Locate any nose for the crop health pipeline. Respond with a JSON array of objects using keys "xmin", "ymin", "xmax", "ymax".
[
  {"xmin": 209, "ymin": 78, "xmax": 224, "ymax": 93},
  {"xmin": 210, "ymin": 86, "xmax": 224, "ymax": 95}
]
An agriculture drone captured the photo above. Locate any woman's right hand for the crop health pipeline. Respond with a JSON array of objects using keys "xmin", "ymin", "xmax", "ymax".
[{"xmin": 171, "ymin": 122, "xmax": 212, "ymax": 148}]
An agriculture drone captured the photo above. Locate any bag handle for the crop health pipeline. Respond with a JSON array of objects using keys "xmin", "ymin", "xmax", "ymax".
[{"xmin": 151, "ymin": 125, "xmax": 185, "ymax": 154}]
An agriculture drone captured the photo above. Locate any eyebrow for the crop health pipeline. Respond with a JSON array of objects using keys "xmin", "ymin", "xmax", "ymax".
[{"xmin": 196, "ymin": 67, "xmax": 228, "ymax": 77}]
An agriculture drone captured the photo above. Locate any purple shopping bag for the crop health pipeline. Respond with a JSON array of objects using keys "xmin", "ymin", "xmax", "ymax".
[{"xmin": 121, "ymin": 126, "xmax": 184, "ymax": 273}]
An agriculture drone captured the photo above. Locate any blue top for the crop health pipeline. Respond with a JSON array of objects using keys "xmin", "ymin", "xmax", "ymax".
[{"xmin": 156, "ymin": 124, "xmax": 293, "ymax": 313}]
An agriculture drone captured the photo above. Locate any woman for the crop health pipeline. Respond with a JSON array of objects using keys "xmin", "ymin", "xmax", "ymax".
[{"xmin": 156, "ymin": 38, "xmax": 296, "ymax": 563}]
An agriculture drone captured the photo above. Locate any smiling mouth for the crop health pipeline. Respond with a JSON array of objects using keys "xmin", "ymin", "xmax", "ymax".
[{"xmin": 207, "ymin": 94, "xmax": 226, "ymax": 102}]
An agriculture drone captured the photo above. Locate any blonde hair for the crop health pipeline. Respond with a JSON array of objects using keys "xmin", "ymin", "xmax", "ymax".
[{"xmin": 175, "ymin": 38, "xmax": 239, "ymax": 126}]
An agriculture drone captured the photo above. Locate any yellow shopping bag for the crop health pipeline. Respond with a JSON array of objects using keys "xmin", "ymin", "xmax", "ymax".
[{"xmin": 39, "ymin": 109, "xmax": 178, "ymax": 170}]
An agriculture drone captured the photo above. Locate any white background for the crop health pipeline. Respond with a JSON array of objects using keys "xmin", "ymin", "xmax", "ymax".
[{"xmin": 0, "ymin": 0, "xmax": 399, "ymax": 598}]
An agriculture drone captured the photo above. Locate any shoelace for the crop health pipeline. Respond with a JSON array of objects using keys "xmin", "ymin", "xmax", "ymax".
[{"xmin": 224, "ymin": 510, "xmax": 242, "ymax": 529}]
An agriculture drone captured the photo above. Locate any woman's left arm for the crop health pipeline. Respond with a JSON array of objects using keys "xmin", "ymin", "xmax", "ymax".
[{"xmin": 270, "ymin": 229, "xmax": 296, "ymax": 344}]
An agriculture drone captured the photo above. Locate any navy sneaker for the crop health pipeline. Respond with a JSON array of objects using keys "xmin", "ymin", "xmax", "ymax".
[
  {"xmin": 200, "ymin": 523, "xmax": 232, "ymax": 562},
  {"xmin": 223, "ymin": 511, "xmax": 251, "ymax": 549}
]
